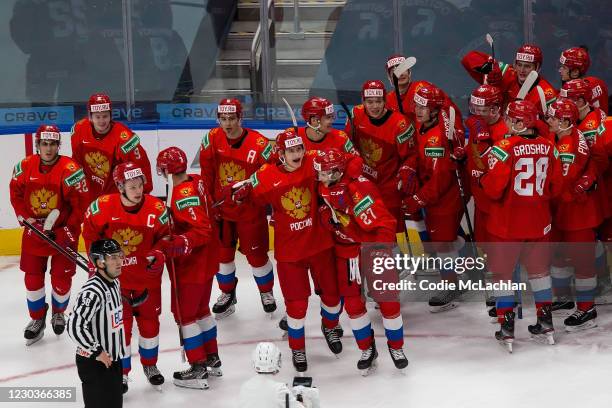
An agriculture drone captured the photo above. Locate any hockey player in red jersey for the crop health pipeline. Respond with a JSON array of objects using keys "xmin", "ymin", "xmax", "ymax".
[
  {"xmin": 546, "ymin": 99, "xmax": 602, "ymax": 331},
  {"xmin": 400, "ymin": 84, "xmax": 467, "ymax": 312},
  {"xmin": 82, "ymin": 162, "xmax": 168, "ymax": 392},
  {"xmin": 560, "ymin": 80, "xmax": 610, "ymax": 224},
  {"xmin": 464, "ymin": 85, "xmax": 509, "ymax": 242},
  {"xmin": 462, "ymin": 44, "xmax": 558, "ymax": 114},
  {"xmin": 199, "ymin": 98, "xmax": 276, "ymax": 318},
  {"xmin": 71, "ymin": 93, "xmax": 152, "ymax": 206},
  {"xmin": 156, "ymin": 147, "xmax": 222, "ymax": 390},
  {"xmin": 297, "ymin": 96, "xmax": 356, "ymax": 154},
  {"xmin": 480, "ymin": 100, "xmax": 563, "ymax": 351},
  {"xmin": 10, "ymin": 125, "xmax": 88, "ymax": 345},
  {"xmin": 385, "ymin": 55, "xmax": 464, "ymax": 128},
  {"xmin": 313, "ymin": 148, "xmax": 408, "ymax": 374},
  {"xmin": 231, "ymin": 130, "xmax": 342, "ymax": 373},
  {"xmin": 348, "ymin": 80, "xmax": 416, "ymax": 231},
  {"xmin": 558, "ymin": 47, "xmax": 609, "ymax": 114}
]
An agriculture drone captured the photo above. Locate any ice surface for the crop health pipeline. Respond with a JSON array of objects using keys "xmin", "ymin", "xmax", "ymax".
[{"xmin": 1, "ymin": 254, "xmax": 611, "ymax": 408}]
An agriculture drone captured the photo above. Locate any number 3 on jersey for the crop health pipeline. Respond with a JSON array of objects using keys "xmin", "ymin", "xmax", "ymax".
[{"xmin": 514, "ymin": 157, "xmax": 549, "ymax": 196}]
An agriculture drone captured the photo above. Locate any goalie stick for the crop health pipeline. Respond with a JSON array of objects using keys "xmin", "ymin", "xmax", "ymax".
[
  {"xmin": 19, "ymin": 212, "xmax": 148, "ymax": 307},
  {"xmin": 484, "ymin": 33, "xmax": 495, "ymax": 85},
  {"xmin": 391, "ymin": 56, "xmax": 416, "ymax": 115}
]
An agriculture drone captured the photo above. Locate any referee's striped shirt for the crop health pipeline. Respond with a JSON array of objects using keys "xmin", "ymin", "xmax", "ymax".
[{"xmin": 67, "ymin": 274, "xmax": 127, "ymax": 362}]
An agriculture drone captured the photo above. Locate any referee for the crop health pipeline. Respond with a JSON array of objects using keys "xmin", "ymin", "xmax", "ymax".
[{"xmin": 67, "ymin": 239, "xmax": 126, "ymax": 408}]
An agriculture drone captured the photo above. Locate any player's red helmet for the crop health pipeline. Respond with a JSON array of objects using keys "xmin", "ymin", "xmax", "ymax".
[
  {"xmin": 547, "ymin": 98, "xmax": 579, "ymax": 124},
  {"xmin": 301, "ymin": 97, "xmax": 335, "ymax": 123},
  {"xmin": 469, "ymin": 84, "xmax": 503, "ymax": 114},
  {"xmin": 113, "ymin": 162, "xmax": 146, "ymax": 188},
  {"xmin": 560, "ymin": 47, "xmax": 590, "ymax": 75},
  {"xmin": 87, "ymin": 93, "xmax": 112, "ymax": 114},
  {"xmin": 506, "ymin": 100, "xmax": 538, "ymax": 129},
  {"xmin": 156, "ymin": 146, "xmax": 188, "ymax": 175},
  {"xmin": 361, "ymin": 80, "xmax": 386, "ymax": 100},
  {"xmin": 560, "ymin": 79, "xmax": 593, "ymax": 104},
  {"xmin": 413, "ymin": 84, "xmax": 445, "ymax": 110},
  {"xmin": 217, "ymin": 98, "xmax": 242, "ymax": 118},
  {"xmin": 515, "ymin": 44, "xmax": 543, "ymax": 69},
  {"xmin": 385, "ymin": 54, "xmax": 407, "ymax": 74},
  {"xmin": 35, "ymin": 124, "xmax": 61, "ymax": 144},
  {"xmin": 275, "ymin": 129, "xmax": 304, "ymax": 154},
  {"xmin": 313, "ymin": 148, "xmax": 347, "ymax": 174}
]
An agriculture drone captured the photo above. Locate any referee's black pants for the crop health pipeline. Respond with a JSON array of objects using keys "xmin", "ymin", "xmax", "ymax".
[{"xmin": 76, "ymin": 355, "xmax": 122, "ymax": 408}]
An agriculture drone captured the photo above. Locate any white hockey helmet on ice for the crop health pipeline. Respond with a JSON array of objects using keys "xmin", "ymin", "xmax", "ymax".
[{"xmin": 252, "ymin": 342, "xmax": 281, "ymax": 373}]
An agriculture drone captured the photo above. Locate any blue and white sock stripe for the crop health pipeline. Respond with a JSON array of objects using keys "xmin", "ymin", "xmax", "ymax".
[
  {"xmin": 51, "ymin": 290, "xmax": 70, "ymax": 310},
  {"xmin": 287, "ymin": 316, "xmax": 305, "ymax": 340},
  {"xmin": 320, "ymin": 302, "xmax": 341, "ymax": 322},
  {"xmin": 496, "ymin": 294, "xmax": 516, "ymax": 309},
  {"xmin": 252, "ymin": 261, "xmax": 274, "ymax": 285},
  {"xmin": 181, "ymin": 322, "xmax": 204, "ymax": 351},
  {"xmin": 575, "ymin": 276, "xmax": 597, "ymax": 301},
  {"xmin": 26, "ymin": 287, "xmax": 46, "ymax": 312},
  {"xmin": 530, "ymin": 276, "xmax": 552, "ymax": 302},
  {"xmin": 216, "ymin": 262, "xmax": 236, "ymax": 284},
  {"xmin": 138, "ymin": 336, "xmax": 159, "ymax": 359},
  {"xmin": 348, "ymin": 314, "xmax": 372, "ymax": 341},
  {"xmin": 382, "ymin": 315, "xmax": 404, "ymax": 342},
  {"xmin": 121, "ymin": 344, "xmax": 132, "ymax": 369},
  {"xmin": 197, "ymin": 315, "xmax": 217, "ymax": 343}
]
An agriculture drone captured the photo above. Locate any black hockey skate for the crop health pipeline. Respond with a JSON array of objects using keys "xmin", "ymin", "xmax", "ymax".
[
  {"xmin": 334, "ymin": 323, "xmax": 344, "ymax": 338},
  {"xmin": 259, "ymin": 291, "xmax": 277, "ymax": 314},
  {"xmin": 212, "ymin": 278, "xmax": 238, "ymax": 320},
  {"xmin": 206, "ymin": 352, "xmax": 223, "ymax": 377},
  {"xmin": 24, "ymin": 304, "xmax": 48, "ymax": 346},
  {"xmin": 528, "ymin": 305, "xmax": 555, "ymax": 345},
  {"xmin": 51, "ymin": 312, "xmax": 66, "ymax": 335},
  {"xmin": 357, "ymin": 335, "xmax": 378, "ymax": 377},
  {"xmin": 173, "ymin": 362, "xmax": 209, "ymax": 390},
  {"xmin": 321, "ymin": 323, "xmax": 342, "ymax": 355},
  {"xmin": 495, "ymin": 310, "xmax": 515, "ymax": 353},
  {"xmin": 429, "ymin": 289, "xmax": 461, "ymax": 313},
  {"xmin": 564, "ymin": 307, "xmax": 597, "ymax": 332},
  {"xmin": 279, "ymin": 315, "xmax": 288, "ymax": 339},
  {"xmin": 292, "ymin": 349, "xmax": 308, "ymax": 373},
  {"xmin": 143, "ymin": 365, "xmax": 165, "ymax": 391},
  {"xmin": 551, "ymin": 300, "xmax": 575, "ymax": 315},
  {"xmin": 388, "ymin": 346, "xmax": 408, "ymax": 371}
]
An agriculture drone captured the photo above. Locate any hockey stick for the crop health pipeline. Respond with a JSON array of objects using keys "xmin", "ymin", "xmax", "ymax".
[
  {"xmin": 392, "ymin": 73, "xmax": 404, "ymax": 115},
  {"xmin": 484, "ymin": 33, "xmax": 495, "ymax": 85},
  {"xmin": 391, "ymin": 58, "xmax": 417, "ymax": 115},
  {"xmin": 516, "ymin": 71, "xmax": 538, "ymax": 100},
  {"xmin": 445, "ymin": 107, "xmax": 475, "ymax": 242},
  {"xmin": 536, "ymin": 85, "xmax": 547, "ymax": 113},
  {"xmin": 19, "ymin": 214, "xmax": 148, "ymax": 306},
  {"xmin": 393, "ymin": 56, "xmax": 417, "ymax": 80},
  {"xmin": 282, "ymin": 97, "xmax": 299, "ymax": 134},
  {"xmin": 340, "ymin": 102, "xmax": 355, "ymax": 141},
  {"xmin": 165, "ymin": 176, "xmax": 187, "ymax": 363}
]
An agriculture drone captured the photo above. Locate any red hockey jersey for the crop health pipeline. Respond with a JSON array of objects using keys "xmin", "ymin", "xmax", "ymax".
[
  {"xmin": 249, "ymin": 152, "xmax": 334, "ymax": 262},
  {"xmin": 410, "ymin": 117, "xmax": 462, "ymax": 215},
  {"xmin": 465, "ymin": 117, "xmax": 509, "ymax": 214},
  {"xmin": 461, "ymin": 51, "xmax": 558, "ymax": 114},
  {"xmin": 584, "ymin": 76, "xmax": 609, "ymax": 115},
  {"xmin": 166, "ymin": 174, "xmax": 219, "ymax": 284},
  {"xmin": 319, "ymin": 175, "xmax": 397, "ymax": 258},
  {"xmin": 71, "ymin": 118, "xmax": 152, "ymax": 205},
  {"xmin": 480, "ymin": 135, "xmax": 563, "ymax": 239},
  {"xmin": 347, "ymin": 106, "xmax": 415, "ymax": 211},
  {"xmin": 10, "ymin": 155, "xmax": 88, "ymax": 256},
  {"xmin": 82, "ymin": 194, "xmax": 169, "ymax": 290},
  {"xmin": 199, "ymin": 127, "xmax": 272, "ymax": 221},
  {"xmin": 553, "ymin": 128, "xmax": 603, "ymax": 231}
]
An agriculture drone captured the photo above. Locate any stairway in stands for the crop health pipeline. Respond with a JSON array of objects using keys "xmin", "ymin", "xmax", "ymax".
[{"xmin": 199, "ymin": 0, "xmax": 345, "ymax": 105}]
